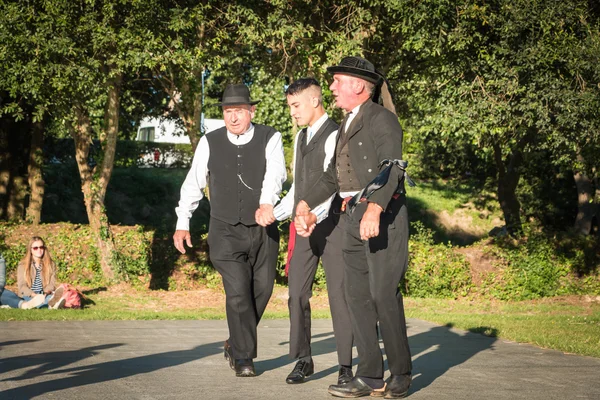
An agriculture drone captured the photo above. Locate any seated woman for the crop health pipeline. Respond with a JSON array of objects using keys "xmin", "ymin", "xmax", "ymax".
[{"xmin": 0, "ymin": 236, "xmax": 65, "ymax": 309}]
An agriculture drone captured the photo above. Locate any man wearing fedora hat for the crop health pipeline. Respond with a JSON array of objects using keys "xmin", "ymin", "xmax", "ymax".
[
  {"xmin": 174, "ymin": 83, "xmax": 286, "ymax": 377},
  {"xmin": 295, "ymin": 57, "xmax": 412, "ymax": 398}
]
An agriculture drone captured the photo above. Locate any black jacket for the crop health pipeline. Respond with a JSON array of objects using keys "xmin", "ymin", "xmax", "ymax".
[{"xmin": 304, "ymin": 100, "xmax": 404, "ymax": 210}]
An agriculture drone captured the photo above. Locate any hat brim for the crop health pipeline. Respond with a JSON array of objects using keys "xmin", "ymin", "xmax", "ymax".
[
  {"xmin": 327, "ymin": 66, "xmax": 382, "ymax": 85},
  {"xmin": 214, "ymin": 99, "xmax": 261, "ymax": 107}
]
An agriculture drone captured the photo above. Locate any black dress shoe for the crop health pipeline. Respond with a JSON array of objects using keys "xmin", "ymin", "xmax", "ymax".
[
  {"xmin": 286, "ymin": 359, "xmax": 314, "ymax": 384},
  {"xmin": 234, "ymin": 358, "xmax": 256, "ymax": 377},
  {"xmin": 223, "ymin": 341, "xmax": 234, "ymax": 370},
  {"xmin": 384, "ymin": 374, "xmax": 411, "ymax": 399},
  {"xmin": 328, "ymin": 376, "xmax": 383, "ymax": 398},
  {"xmin": 337, "ymin": 366, "xmax": 354, "ymax": 385}
]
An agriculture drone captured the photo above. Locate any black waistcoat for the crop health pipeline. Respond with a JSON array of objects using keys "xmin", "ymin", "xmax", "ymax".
[
  {"xmin": 293, "ymin": 118, "xmax": 339, "ymax": 216},
  {"xmin": 207, "ymin": 124, "xmax": 276, "ymax": 225}
]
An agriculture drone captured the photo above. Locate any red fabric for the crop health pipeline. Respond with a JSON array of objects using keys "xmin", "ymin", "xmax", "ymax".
[{"xmin": 285, "ymin": 223, "xmax": 297, "ymax": 277}]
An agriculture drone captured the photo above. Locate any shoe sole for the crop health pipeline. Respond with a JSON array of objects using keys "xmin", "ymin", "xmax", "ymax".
[
  {"xmin": 51, "ymin": 298, "xmax": 66, "ymax": 310},
  {"xmin": 236, "ymin": 369, "xmax": 256, "ymax": 377},
  {"xmin": 327, "ymin": 388, "xmax": 373, "ymax": 398},
  {"xmin": 383, "ymin": 391, "xmax": 408, "ymax": 399},
  {"xmin": 48, "ymin": 287, "xmax": 65, "ymax": 308}
]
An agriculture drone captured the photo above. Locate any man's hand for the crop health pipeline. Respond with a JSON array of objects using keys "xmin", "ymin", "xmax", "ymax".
[
  {"xmin": 255, "ymin": 204, "xmax": 276, "ymax": 227},
  {"xmin": 173, "ymin": 230, "xmax": 192, "ymax": 254},
  {"xmin": 294, "ymin": 212, "xmax": 317, "ymax": 237},
  {"xmin": 360, "ymin": 202, "xmax": 383, "ymax": 241},
  {"xmin": 295, "ymin": 200, "xmax": 311, "ymax": 217},
  {"xmin": 293, "ymin": 201, "xmax": 315, "ymax": 237}
]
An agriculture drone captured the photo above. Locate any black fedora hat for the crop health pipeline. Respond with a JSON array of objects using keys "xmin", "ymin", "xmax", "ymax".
[
  {"xmin": 215, "ymin": 84, "xmax": 260, "ymax": 107},
  {"xmin": 327, "ymin": 56, "xmax": 383, "ymax": 85}
]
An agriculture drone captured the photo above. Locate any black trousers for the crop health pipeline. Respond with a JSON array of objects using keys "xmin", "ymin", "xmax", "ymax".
[
  {"xmin": 288, "ymin": 212, "xmax": 353, "ymax": 366},
  {"xmin": 342, "ymin": 196, "xmax": 412, "ymax": 379},
  {"xmin": 207, "ymin": 217, "xmax": 279, "ymax": 360}
]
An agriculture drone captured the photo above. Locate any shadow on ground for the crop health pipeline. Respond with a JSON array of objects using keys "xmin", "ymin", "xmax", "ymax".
[{"xmin": 0, "ymin": 340, "xmax": 222, "ymax": 400}]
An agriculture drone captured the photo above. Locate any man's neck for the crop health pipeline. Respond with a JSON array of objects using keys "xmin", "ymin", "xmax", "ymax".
[
  {"xmin": 343, "ymin": 95, "xmax": 371, "ymax": 113},
  {"xmin": 308, "ymin": 109, "xmax": 326, "ymax": 128}
]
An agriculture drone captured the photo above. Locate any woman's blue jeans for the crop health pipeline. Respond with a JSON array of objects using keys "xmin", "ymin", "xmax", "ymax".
[{"xmin": 0, "ymin": 290, "xmax": 50, "ymax": 308}]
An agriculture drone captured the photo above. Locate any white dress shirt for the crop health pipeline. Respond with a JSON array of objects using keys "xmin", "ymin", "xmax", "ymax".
[
  {"xmin": 274, "ymin": 113, "xmax": 337, "ymax": 223},
  {"xmin": 175, "ymin": 124, "xmax": 286, "ymax": 231}
]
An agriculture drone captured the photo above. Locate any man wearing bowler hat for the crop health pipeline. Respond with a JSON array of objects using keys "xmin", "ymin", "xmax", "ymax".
[
  {"xmin": 295, "ymin": 57, "xmax": 412, "ymax": 398},
  {"xmin": 174, "ymin": 83, "xmax": 286, "ymax": 377}
]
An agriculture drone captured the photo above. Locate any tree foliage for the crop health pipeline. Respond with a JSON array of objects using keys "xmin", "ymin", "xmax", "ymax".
[{"xmin": 1, "ymin": 0, "xmax": 599, "ymax": 261}]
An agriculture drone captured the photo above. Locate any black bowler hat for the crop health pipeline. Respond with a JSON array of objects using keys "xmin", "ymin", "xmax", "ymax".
[
  {"xmin": 215, "ymin": 84, "xmax": 260, "ymax": 107},
  {"xmin": 327, "ymin": 56, "xmax": 383, "ymax": 85}
]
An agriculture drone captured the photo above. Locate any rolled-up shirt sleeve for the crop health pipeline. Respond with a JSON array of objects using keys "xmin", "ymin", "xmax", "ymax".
[
  {"xmin": 308, "ymin": 129, "xmax": 338, "ymax": 224},
  {"xmin": 274, "ymin": 131, "xmax": 300, "ymax": 221},
  {"xmin": 175, "ymin": 136, "xmax": 209, "ymax": 231},
  {"xmin": 260, "ymin": 131, "xmax": 287, "ymax": 206},
  {"xmin": 274, "ymin": 185, "xmax": 294, "ymax": 221}
]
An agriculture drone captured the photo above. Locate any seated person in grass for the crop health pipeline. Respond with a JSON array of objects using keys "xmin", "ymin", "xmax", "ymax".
[{"xmin": 0, "ymin": 236, "xmax": 66, "ymax": 309}]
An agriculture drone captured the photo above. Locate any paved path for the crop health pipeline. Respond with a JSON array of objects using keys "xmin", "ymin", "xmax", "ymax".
[{"xmin": 1, "ymin": 319, "xmax": 599, "ymax": 399}]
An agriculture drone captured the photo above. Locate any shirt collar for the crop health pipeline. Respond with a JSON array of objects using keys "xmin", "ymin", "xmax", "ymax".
[
  {"xmin": 308, "ymin": 112, "xmax": 329, "ymax": 134},
  {"xmin": 227, "ymin": 123, "xmax": 254, "ymax": 142}
]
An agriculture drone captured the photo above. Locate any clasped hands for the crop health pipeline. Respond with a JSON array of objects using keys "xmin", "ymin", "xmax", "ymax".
[
  {"xmin": 294, "ymin": 201, "xmax": 317, "ymax": 237},
  {"xmin": 294, "ymin": 200, "xmax": 383, "ymax": 240}
]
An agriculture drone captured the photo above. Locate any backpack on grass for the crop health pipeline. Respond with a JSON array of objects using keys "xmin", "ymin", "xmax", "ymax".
[{"xmin": 56, "ymin": 283, "xmax": 85, "ymax": 309}]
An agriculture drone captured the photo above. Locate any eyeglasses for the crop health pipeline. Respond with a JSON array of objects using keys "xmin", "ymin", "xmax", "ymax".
[{"xmin": 32, "ymin": 246, "xmax": 45, "ymax": 251}]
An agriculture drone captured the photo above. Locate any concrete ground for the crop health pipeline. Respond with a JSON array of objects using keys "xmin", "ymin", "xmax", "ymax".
[{"xmin": 0, "ymin": 318, "xmax": 599, "ymax": 399}]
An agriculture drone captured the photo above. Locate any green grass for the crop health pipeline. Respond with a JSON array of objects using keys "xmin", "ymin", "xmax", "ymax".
[
  {"xmin": 2, "ymin": 294, "xmax": 598, "ymax": 358},
  {"xmin": 404, "ymin": 298, "xmax": 600, "ymax": 358}
]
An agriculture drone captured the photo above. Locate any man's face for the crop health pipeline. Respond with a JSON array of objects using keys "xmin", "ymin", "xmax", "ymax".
[
  {"xmin": 223, "ymin": 104, "xmax": 255, "ymax": 135},
  {"xmin": 287, "ymin": 90, "xmax": 316, "ymax": 127},
  {"xmin": 329, "ymin": 74, "xmax": 356, "ymax": 112}
]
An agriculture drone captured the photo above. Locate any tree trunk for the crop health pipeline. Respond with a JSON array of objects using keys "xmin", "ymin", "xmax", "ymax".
[
  {"xmin": 70, "ymin": 73, "xmax": 122, "ymax": 280},
  {"xmin": 493, "ymin": 141, "xmax": 523, "ymax": 236},
  {"xmin": 6, "ymin": 175, "xmax": 27, "ymax": 221},
  {"xmin": 573, "ymin": 174, "xmax": 595, "ymax": 236},
  {"xmin": 177, "ymin": 78, "xmax": 202, "ymax": 152},
  {"xmin": 0, "ymin": 127, "xmax": 10, "ymax": 219},
  {"xmin": 25, "ymin": 120, "xmax": 45, "ymax": 224},
  {"xmin": 0, "ymin": 116, "xmax": 29, "ymax": 221}
]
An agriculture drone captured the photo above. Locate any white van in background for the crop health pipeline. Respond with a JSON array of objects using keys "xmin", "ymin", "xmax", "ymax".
[
  {"xmin": 135, "ymin": 117, "xmax": 225, "ymax": 166},
  {"xmin": 135, "ymin": 117, "xmax": 226, "ymax": 144}
]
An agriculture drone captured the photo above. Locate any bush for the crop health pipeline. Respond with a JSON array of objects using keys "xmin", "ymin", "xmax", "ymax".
[
  {"xmin": 485, "ymin": 225, "xmax": 600, "ymax": 300},
  {"xmin": 405, "ymin": 222, "xmax": 473, "ymax": 298}
]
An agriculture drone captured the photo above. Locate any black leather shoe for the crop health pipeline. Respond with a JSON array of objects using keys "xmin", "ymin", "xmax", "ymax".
[
  {"xmin": 223, "ymin": 341, "xmax": 234, "ymax": 370},
  {"xmin": 384, "ymin": 374, "xmax": 411, "ymax": 399},
  {"xmin": 337, "ymin": 366, "xmax": 353, "ymax": 385},
  {"xmin": 286, "ymin": 359, "xmax": 314, "ymax": 384},
  {"xmin": 234, "ymin": 358, "xmax": 256, "ymax": 377},
  {"xmin": 328, "ymin": 376, "xmax": 382, "ymax": 398}
]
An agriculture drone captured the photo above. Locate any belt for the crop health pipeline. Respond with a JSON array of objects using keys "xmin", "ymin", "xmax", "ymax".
[{"xmin": 341, "ymin": 193, "xmax": 401, "ymax": 213}]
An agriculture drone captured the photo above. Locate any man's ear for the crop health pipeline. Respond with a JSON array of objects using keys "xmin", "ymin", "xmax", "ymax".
[
  {"xmin": 250, "ymin": 105, "xmax": 257, "ymax": 118},
  {"xmin": 311, "ymin": 96, "xmax": 320, "ymax": 108},
  {"xmin": 352, "ymin": 78, "xmax": 365, "ymax": 95}
]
